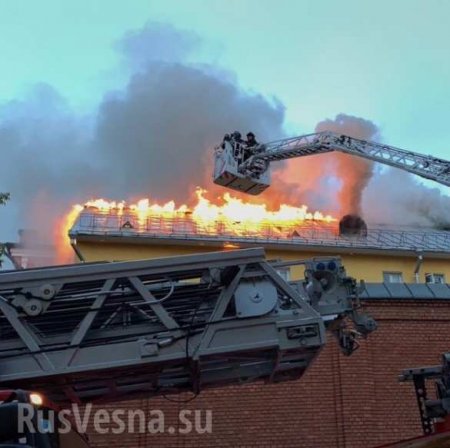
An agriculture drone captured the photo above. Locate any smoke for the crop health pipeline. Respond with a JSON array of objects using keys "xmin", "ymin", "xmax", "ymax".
[
  {"xmin": 1, "ymin": 21, "xmax": 449, "ymax": 266},
  {"xmin": 362, "ymin": 168, "xmax": 450, "ymax": 228},
  {"xmin": 311, "ymin": 116, "xmax": 450, "ymax": 228},
  {"xmin": 315, "ymin": 114, "xmax": 378, "ymax": 215},
  {"xmin": 0, "ymin": 22, "xmax": 286, "ymax": 262},
  {"xmin": 95, "ymin": 63, "xmax": 285, "ymax": 201},
  {"xmin": 0, "ymin": 84, "xmax": 101, "ymax": 258},
  {"xmin": 269, "ymin": 114, "xmax": 378, "ymax": 215}
]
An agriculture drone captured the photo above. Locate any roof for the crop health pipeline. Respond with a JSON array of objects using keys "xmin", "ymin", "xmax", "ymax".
[
  {"xmin": 69, "ymin": 210, "xmax": 450, "ymax": 257},
  {"xmin": 362, "ymin": 282, "xmax": 450, "ymax": 299}
]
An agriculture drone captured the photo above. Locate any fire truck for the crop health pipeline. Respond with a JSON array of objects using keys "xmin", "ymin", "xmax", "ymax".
[
  {"xmin": 0, "ymin": 389, "xmax": 89, "ymax": 447},
  {"xmin": 213, "ymin": 131, "xmax": 450, "ymax": 194}
]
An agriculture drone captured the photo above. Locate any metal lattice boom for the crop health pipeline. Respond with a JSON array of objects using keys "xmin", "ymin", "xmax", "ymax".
[
  {"xmin": 0, "ymin": 248, "xmax": 375, "ymax": 404},
  {"xmin": 250, "ymin": 131, "xmax": 450, "ymax": 187}
]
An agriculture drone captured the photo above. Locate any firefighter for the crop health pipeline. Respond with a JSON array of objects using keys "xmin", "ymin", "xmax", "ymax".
[
  {"xmin": 242, "ymin": 132, "xmax": 258, "ymax": 162},
  {"xmin": 230, "ymin": 131, "xmax": 244, "ymax": 164},
  {"xmin": 221, "ymin": 133, "xmax": 231, "ymax": 149},
  {"xmin": 246, "ymin": 132, "xmax": 258, "ymax": 148},
  {"xmin": 232, "ymin": 131, "xmax": 244, "ymax": 144}
]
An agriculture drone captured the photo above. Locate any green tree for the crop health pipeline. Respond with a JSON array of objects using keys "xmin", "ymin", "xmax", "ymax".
[
  {"xmin": 0, "ymin": 193, "xmax": 9, "ymax": 268},
  {"xmin": 0, "ymin": 192, "xmax": 10, "ymax": 205}
]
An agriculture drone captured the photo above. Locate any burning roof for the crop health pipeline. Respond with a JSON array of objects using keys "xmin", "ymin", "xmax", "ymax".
[
  {"xmin": 62, "ymin": 189, "xmax": 334, "ymax": 256},
  {"xmin": 64, "ymin": 189, "xmax": 450, "ymax": 257}
]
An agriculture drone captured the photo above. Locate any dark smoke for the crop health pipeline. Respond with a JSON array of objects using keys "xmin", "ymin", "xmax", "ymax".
[
  {"xmin": 315, "ymin": 114, "xmax": 379, "ymax": 216},
  {"xmin": 95, "ymin": 63, "xmax": 285, "ymax": 200},
  {"xmin": 313, "ymin": 115, "xmax": 450, "ymax": 227},
  {"xmin": 0, "ymin": 23, "xmax": 285, "ymax": 252}
]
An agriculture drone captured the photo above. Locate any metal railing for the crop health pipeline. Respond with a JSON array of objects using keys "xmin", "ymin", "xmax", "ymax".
[{"xmin": 69, "ymin": 211, "xmax": 450, "ymax": 253}]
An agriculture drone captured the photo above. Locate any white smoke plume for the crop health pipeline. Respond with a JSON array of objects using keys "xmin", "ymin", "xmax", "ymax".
[{"xmin": 363, "ymin": 168, "xmax": 450, "ymax": 228}]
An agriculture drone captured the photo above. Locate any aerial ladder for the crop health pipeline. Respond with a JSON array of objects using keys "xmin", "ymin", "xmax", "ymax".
[
  {"xmin": 213, "ymin": 131, "xmax": 450, "ymax": 445},
  {"xmin": 0, "ymin": 248, "xmax": 377, "ymax": 447},
  {"xmin": 213, "ymin": 131, "xmax": 450, "ymax": 195}
]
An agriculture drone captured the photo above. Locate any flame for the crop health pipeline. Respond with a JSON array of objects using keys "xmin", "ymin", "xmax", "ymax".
[
  {"xmin": 58, "ymin": 188, "xmax": 336, "ymax": 261},
  {"xmin": 191, "ymin": 188, "xmax": 335, "ymax": 234},
  {"xmin": 55, "ymin": 204, "xmax": 83, "ymax": 263}
]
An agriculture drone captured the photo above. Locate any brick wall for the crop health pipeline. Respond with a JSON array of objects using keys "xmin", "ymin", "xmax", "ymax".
[{"xmin": 86, "ymin": 300, "xmax": 450, "ymax": 448}]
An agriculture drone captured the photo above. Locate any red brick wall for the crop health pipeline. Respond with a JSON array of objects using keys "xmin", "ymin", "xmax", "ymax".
[{"xmin": 87, "ymin": 300, "xmax": 450, "ymax": 448}]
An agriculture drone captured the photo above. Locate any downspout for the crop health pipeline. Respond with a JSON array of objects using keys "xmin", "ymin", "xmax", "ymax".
[
  {"xmin": 3, "ymin": 243, "xmax": 23, "ymax": 270},
  {"xmin": 70, "ymin": 238, "xmax": 85, "ymax": 262},
  {"xmin": 414, "ymin": 252, "xmax": 424, "ymax": 283}
]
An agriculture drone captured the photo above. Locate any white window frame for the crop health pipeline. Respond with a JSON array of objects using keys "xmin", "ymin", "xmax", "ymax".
[
  {"xmin": 425, "ymin": 273, "xmax": 446, "ymax": 284},
  {"xmin": 383, "ymin": 271, "xmax": 404, "ymax": 283},
  {"xmin": 276, "ymin": 267, "xmax": 291, "ymax": 282}
]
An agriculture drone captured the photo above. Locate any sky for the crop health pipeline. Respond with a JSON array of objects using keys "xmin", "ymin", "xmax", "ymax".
[
  {"xmin": 1, "ymin": 0, "xmax": 450, "ymax": 244},
  {"xmin": 1, "ymin": 0, "xmax": 449, "ymax": 149}
]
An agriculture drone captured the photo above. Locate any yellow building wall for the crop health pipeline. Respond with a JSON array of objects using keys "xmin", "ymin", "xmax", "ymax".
[{"xmin": 75, "ymin": 240, "xmax": 450, "ymax": 284}]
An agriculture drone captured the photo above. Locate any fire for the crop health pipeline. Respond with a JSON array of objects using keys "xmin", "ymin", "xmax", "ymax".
[
  {"xmin": 79, "ymin": 189, "xmax": 334, "ymax": 224},
  {"xmin": 54, "ymin": 203, "xmax": 83, "ymax": 264},
  {"xmin": 58, "ymin": 188, "xmax": 336, "ymax": 261},
  {"xmin": 191, "ymin": 188, "xmax": 334, "ymax": 227}
]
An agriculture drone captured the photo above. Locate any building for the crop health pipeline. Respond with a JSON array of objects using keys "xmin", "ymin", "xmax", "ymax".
[
  {"xmin": 68, "ymin": 208, "xmax": 450, "ymax": 448},
  {"xmin": 70, "ymin": 208, "xmax": 450, "ymax": 285},
  {"xmin": 2, "ymin": 229, "xmax": 56, "ymax": 269}
]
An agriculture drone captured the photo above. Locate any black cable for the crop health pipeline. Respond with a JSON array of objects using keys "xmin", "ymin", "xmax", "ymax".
[
  {"xmin": 0, "ymin": 315, "xmax": 244, "ymax": 360},
  {"xmin": 161, "ymin": 284, "xmax": 214, "ymax": 405}
]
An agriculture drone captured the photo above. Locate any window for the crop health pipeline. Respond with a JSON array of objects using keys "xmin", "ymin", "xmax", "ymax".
[
  {"xmin": 435, "ymin": 274, "xmax": 446, "ymax": 284},
  {"xmin": 276, "ymin": 267, "xmax": 291, "ymax": 282},
  {"xmin": 383, "ymin": 272, "xmax": 404, "ymax": 283},
  {"xmin": 425, "ymin": 273, "xmax": 446, "ymax": 284}
]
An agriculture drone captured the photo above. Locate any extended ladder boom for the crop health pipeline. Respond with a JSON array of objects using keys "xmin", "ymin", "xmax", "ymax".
[
  {"xmin": 0, "ymin": 248, "xmax": 375, "ymax": 404},
  {"xmin": 253, "ymin": 131, "xmax": 450, "ymax": 187},
  {"xmin": 213, "ymin": 131, "xmax": 450, "ymax": 195}
]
